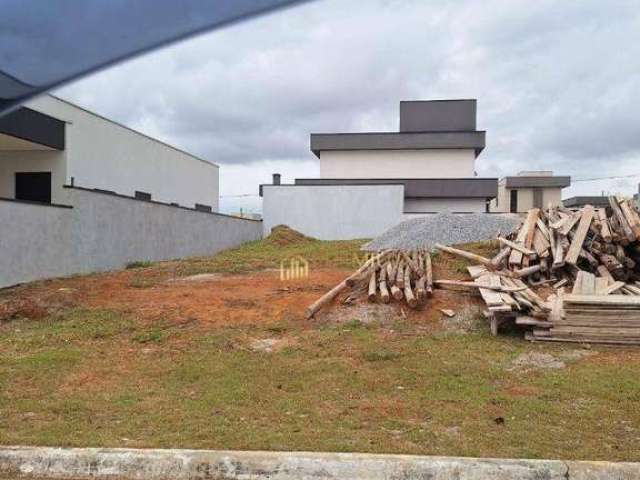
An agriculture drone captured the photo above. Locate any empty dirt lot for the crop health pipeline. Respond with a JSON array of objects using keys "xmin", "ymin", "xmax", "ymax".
[{"xmin": 0, "ymin": 228, "xmax": 639, "ymax": 461}]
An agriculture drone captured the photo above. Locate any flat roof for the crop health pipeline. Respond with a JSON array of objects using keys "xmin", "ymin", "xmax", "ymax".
[
  {"xmin": 562, "ymin": 196, "xmax": 610, "ymax": 208},
  {"xmin": 310, "ymin": 131, "xmax": 485, "ymax": 158},
  {"xmin": 504, "ymin": 176, "xmax": 571, "ymax": 189},
  {"xmin": 258, "ymin": 177, "xmax": 497, "ymax": 199},
  {"xmin": 0, "ymin": 107, "xmax": 65, "ymax": 150}
]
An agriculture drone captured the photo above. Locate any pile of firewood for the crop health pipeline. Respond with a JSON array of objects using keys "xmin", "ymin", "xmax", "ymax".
[
  {"xmin": 438, "ymin": 196, "xmax": 640, "ymax": 344},
  {"xmin": 305, "ymin": 249, "xmax": 433, "ymax": 318}
]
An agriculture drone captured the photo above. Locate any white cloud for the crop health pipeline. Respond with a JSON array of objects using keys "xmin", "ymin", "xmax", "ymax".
[{"xmin": 56, "ymin": 0, "xmax": 640, "ymax": 212}]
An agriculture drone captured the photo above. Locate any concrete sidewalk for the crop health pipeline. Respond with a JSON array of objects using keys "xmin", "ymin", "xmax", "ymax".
[{"xmin": 1, "ymin": 446, "xmax": 639, "ymax": 479}]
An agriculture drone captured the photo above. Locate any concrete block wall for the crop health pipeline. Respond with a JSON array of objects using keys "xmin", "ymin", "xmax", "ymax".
[
  {"xmin": 0, "ymin": 189, "xmax": 262, "ymax": 288},
  {"xmin": 262, "ymin": 184, "xmax": 405, "ymax": 240}
]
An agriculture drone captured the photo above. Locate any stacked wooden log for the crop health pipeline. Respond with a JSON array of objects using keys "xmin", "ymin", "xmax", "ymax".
[
  {"xmin": 305, "ymin": 249, "xmax": 433, "ymax": 319},
  {"xmin": 438, "ymin": 196, "xmax": 640, "ymax": 344}
]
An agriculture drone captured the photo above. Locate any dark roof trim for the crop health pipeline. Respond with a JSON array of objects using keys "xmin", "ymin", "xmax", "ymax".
[
  {"xmin": 562, "ymin": 196, "xmax": 610, "ymax": 208},
  {"xmin": 0, "ymin": 107, "xmax": 65, "ymax": 150},
  {"xmin": 260, "ymin": 177, "xmax": 498, "ymax": 199},
  {"xmin": 504, "ymin": 176, "xmax": 571, "ymax": 188},
  {"xmin": 310, "ymin": 131, "xmax": 485, "ymax": 158}
]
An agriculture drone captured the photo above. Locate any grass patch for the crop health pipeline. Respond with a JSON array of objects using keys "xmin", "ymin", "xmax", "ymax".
[
  {"xmin": 131, "ymin": 328, "xmax": 167, "ymax": 344},
  {"xmin": 176, "ymin": 226, "xmax": 366, "ymax": 276},
  {"xmin": 1, "ymin": 312, "xmax": 638, "ymax": 461},
  {"xmin": 126, "ymin": 260, "xmax": 153, "ymax": 269},
  {"xmin": 0, "ymin": 235, "xmax": 639, "ymax": 461},
  {"xmin": 128, "ymin": 277, "xmax": 156, "ymax": 289},
  {"xmin": 362, "ymin": 350, "xmax": 401, "ymax": 362},
  {"xmin": 0, "ymin": 318, "xmax": 640, "ymax": 461}
]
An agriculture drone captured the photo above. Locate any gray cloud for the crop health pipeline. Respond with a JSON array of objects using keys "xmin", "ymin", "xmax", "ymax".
[{"xmin": 57, "ymin": 0, "xmax": 640, "ymax": 209}]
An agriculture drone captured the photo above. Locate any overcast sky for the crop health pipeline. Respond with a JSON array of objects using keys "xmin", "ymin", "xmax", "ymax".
[{"xmin": 57, "ymin": 0, "xmax": 640, "ymax": 214}]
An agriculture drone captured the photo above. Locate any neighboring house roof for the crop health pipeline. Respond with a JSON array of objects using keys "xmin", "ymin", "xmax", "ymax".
[
  {"xmin": 562, "ymin": 196, "xmax": 610, "ymax": 208},
  {"xmin": 504, "ymin": 176, "xmax": 571, "ymax": 189},
  {"xmin": 310, "ymin": 99, "xmax": 485, "ymax": 158},
  {"xmin": 400, "ymin": 99, "xmax": 477, "ymax": 132},
  {"xmin": 310, "ymin": 131, "xmax": 486, "ymax": 158},
  {"xmin": 259, "ymin": 177, "xmax": 498, "ymax": 199}
]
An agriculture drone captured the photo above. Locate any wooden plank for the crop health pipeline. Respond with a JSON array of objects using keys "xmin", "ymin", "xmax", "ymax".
[
  {"xmin": 596, "ymin": 265, "xmax": 615, "ymax": 283},
  {"xmin": 551, "ymin": 326, "xmax": 640, "ymax": 335},
  {"xmin": 467, "ymin": 265, "xmax": 488, "ymax": 279},
  {"xmin": 425, "ymin": 252, "xmax": 433, "ymax": 297},
  {"xmin": 533, "ymin": 228, "xmax": 551, "ymax": 257},
  {"xmin": 490, "ymin": 246, "xmax": 511, "ymax": 269},
  {"xmin": 525, "ymin": 333, "xmax": 640, "ymax": 345},
  {"xmin": 549, "ymin": 291, "xmax": 564, "ymax": 323},
  {"xmin": 572, "ymin": 271, "xmax": 585, "ymax": 294},
  {"xmin": 563, "ymin": 294, "xmax": 640, "ymax": 307},
  {"xmin": 580, "ymin": 271, "xmax": 596, "ymax": 295},
  {"xmin": 536, "ymin": 218, "xmax": 551, "ymax": 241},
  {"xmin": 522, "ymin": 209, "xmax": 540, "ymax": 267},
  {"xmin": 597, "ymin": 208, "xmax": 612, "ymax": 242},
  {"xmin": 619, "ymin": 199, "xmax": 640, "ymax": 240},
  {"xmin": 515, "ymin": 316, "xmax": 553, "ymax": 327},
  {"xmin": 595, "ymin": 276, "xmax": 610, "ymax": 293},
  {"xmin": 509, "ymin": 218, "xmax": 529, "ymax": 266},
  {"xmin": 498, "ymin": 237, "xmax": 535, "ymax": 256},
  {"xmin": 601, "ymin": 281, "xmax": 626, "ymax": 295},
  {"xmin": 609, "ymin": 196, "xmax": 636, "ymax": 242},
  {"xmin": 565, "ymin": 206, "xmax": 594, "ymax": 265},
  {"xmin": 558, "ymin": 213, "xmax": 581, "ymax": 235},
  {"xmin": 435, "ymin": 244, "xmax": 495, "ymax": 270},
  {"xmin": 475, "ymin": 275, "xmax": 506, "ymax": 307},
  {"xmin": 553, "ymin": 278, "xmax": 568, "ymax": 289},
  {"xmin": 565, "ymin": 305, "xmax": 640, "ymax": 321}
]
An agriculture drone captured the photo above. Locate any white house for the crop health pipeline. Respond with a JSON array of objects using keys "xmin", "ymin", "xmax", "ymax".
[
  {"xmin": 0, "ymin": 95, "xmax": 219, "ymax": 211},
  {"xmin": 490, "ymin": 171, "xmax": 571, "ymax": 213},
  {"xmin": 261, "ymin": 100, "xmax": 498, "ymax": 239},
  {"xmin": 0, "ymin": 96, "xmax": 261, "ymax": 288}
]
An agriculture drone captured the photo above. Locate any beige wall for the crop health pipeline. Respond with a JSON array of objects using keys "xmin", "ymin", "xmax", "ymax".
[
  {"xmin": 319, "ymin": 149, "xmax": 476, "ymax": 179},
  {"xmin": 490, "ymin": 184, "xmax": 563, "ymax": 213}
]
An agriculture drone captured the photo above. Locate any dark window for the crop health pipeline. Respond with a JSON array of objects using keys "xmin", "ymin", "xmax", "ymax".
[
  {"xmin": 510, "ymin": 189, "xmax": 518, "ymax": 213},
  {"xmin": 533, "ymin": 188, "xmax": 543, "ymax": 209},
  {"xmin": 135, "ymin": 190, "xmax": 152, "ymax": 201},
  {"xmin": 15, "ymin": 172, "xmax": 51, "ymax": 203},
  {"xmin": 195, "ymin": 203, "xmax": 212, "ymax": 212}
]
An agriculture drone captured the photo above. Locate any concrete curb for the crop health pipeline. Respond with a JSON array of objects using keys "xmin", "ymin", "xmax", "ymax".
[{"xmin": 0, "ymin": 446, "xmax": 639, "ymax": 480}]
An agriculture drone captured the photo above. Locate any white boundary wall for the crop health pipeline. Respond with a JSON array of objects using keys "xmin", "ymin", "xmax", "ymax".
[
  {"xmin": 0, "ymin": 188, "xmax": 261, "ymax": 288},
  {"xmin": 262, "ymin": 184, "xmax": 404, "ymax": 240}
]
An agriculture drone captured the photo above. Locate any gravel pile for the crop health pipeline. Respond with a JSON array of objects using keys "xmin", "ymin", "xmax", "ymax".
[{"xmin": 364, "ymin": 213, "xmax": 522, "ymax": 251}]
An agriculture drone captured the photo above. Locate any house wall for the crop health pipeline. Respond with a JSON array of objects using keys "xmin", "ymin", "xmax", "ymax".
[
  {"xmin": 319, "ymin": 149, "xmax": 476, "ymax": 179},
  {"xmin": 490, "ymin": 184, "xmax": 562, "ymax": 213},
  {"xmin": 262, "ymin": 185, "xmax": 405, "ymax": 240},
  {"xmin": 404, "ymin": 197, "xmax": 486, "ymax": 213},
  {"xmin": 24, "ymin": 96, "xmax": 219, "ymax": 210},
  {"xmin": 0, "ymin": 189, "xmax": 261, "ymax": 289},
  {"xmin": 0, "ymin": 150, "xmax": 67, "ymax": 203}
]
